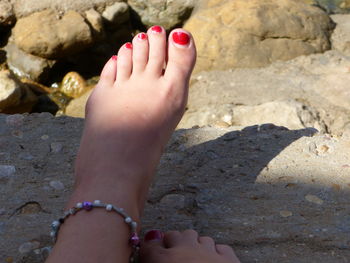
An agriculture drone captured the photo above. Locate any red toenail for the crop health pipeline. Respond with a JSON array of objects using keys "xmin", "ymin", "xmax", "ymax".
[
  {"xmin": 151, "ymin": 25, "xmax": 162, "ymax": 33},
  {"xmin": 144, "ymin": 230, "xmax": 163, "ymax": 241},
  {"xmin": 125, "ymin": 42, "xmax": 133, "ymax": 49},
  {"xmin": 111, "ymin": 55, "xmax": 117, "ymax": 61},
  {"xmin": 172, "ymin": 31, "xmax": 190, "ymax": 46},
  {"xmin": 138, "ymin": 33, "xmax": 147, "ymax": 40}
]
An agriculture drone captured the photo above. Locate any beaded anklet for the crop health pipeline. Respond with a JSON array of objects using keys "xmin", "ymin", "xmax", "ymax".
[{"xmin": 50, "ymin": 200, "xmax": 140, "ymax": 262}]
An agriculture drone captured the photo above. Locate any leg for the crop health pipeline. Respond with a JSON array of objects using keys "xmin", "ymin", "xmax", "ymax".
[{"xmin": 45, "ymin": 26, "xmax": 196, "ymax": 263}]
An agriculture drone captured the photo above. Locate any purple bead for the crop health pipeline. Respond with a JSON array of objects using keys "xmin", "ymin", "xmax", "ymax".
[
  {"xmin": 83, "ymin": 201, "xmax": 93, "ymax": 211},
  {"xmin": 130, "ymin": 233, "xmax": 140, "ymax": 246}
]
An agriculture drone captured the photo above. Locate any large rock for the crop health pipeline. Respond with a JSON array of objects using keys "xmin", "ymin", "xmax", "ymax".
[
  {"xmin": 185, "ymin": 0, "xmax": 335, "ymax": 73},
  {"xmin": 0, "ymin": 70, "xmax": 22, "ymax": 111},
  {"xmin": 129, "ymin": 0, "xmax": 195, "ymax": 30},
  {"xmin": 0, "ymin": 70, "xmax": 37, "ymax": 113},
  {"xmin": 1, "ymin": 114, "xmax": 350, "ymax": 262},
  {"xmin": 180, "ymin": 50, "xmax": 350, "ymax": 135},
  {"xmin": 13, "ymin": 9, "xmax": 94, "ymax": 59},
  {"xmin": 331, "ymin": 14, "xmax": 350, "ymax": 55},
  {"xmin": 5, "ymin": 42, "xmax": 56, "ymax": 82}
]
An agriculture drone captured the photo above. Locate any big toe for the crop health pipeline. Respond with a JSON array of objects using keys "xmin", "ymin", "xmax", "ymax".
[
  {"xmin": 164, "ymin": 29, "xmax": 197, "ymax": 83},
  {"xmin": 140, "ymin": 230, "xmax": 166, "ymax": 260}
]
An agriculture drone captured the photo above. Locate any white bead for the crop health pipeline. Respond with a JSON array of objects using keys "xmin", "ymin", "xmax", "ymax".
[
  {"xmin": 70, "ymin": 208, "xmax": 76, "ymax": 215},
  {"xmin": 131, "ymin": 222, "xmax": 137, "ymax": 228},
  {"xmin": 52, "ymin": 221, "xmax": 60, "ymax": 227},
  {"xmin": 50, "ymin": 231, "xmax": 56, "ymax": 237},
  {"xmin": 125, "ymin": 217, "xmax": 132, "ymax": 223},
  {"xmin": 93, "ymin": 200, "xmax": 101, "ymax": 205},
  {"xmin": 106, "ymin": 204, "xmax": 113, "ymax": 211},
  {"xmin": 76, "ymin": 202, "xmax": 83, "ymax": 208}
]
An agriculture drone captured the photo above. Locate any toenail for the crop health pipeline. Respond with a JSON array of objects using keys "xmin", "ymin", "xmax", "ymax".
[
  {"xmin": 111, "ymin": 55, "xmax": 117, "ymax": 61},
  {"xmin": 151, "ymin": 25, "xmax": 163, "ymax": 33},
  {"xmin": 172, "ymin": 31, "xmax": 190, "ymax": 46},
  {"xmin": 137, "ymin": 33, "xmax": 147, "ymax": 40},
  {"xmin": 144, "ymin": 230, "xmax": 163, "ymax": 241},
  {"xmin": 125, "ymin": 42, "xmax": 133, "ymax": 49}
]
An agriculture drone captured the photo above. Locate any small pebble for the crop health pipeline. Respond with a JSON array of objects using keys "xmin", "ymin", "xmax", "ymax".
[
  {"xmin": 0, "ymin": 165, "xmax": 16, "ymax": 178},
  {"xmin": 11, "ymin": 130, "xmax": 23, "ymax": 138},
  {"xmin": 6, "ymin": 114, "xmax": 24, "ymax": 126},
  {"xmin": 41, "ymin": 135, "xmax": 49, "ymax": 140},
  {"xmin": 280, "ymin": 210, "xmax": 293, "ymax": 218},
  {"xmin": 49, "ymin": 180, "xmax": 65, "ymax": 190},
  {"xmin": 305, "ymin": 194, "xmax": 324, "ymax": 205},
  {"xmin": 50, "ymin": 142, "xmax": 63, "ymax": 153},
  {"xmin": 19, "ymin": 152, "xmax": 34, "ymax": 160},
  {"xmin": 5, "ymin": 257, "xmax": 13, "ymax": 263},
  {"xmin": 18, "ymin": 241, "xmax": 40, "ymax": 254},
  {"xmin": 160, "ymin": 194, "xmax": 185, "ymax": 209},
  {"xmin": 0, "ymin": 208, "xmax": 6, "ymax": 215}
]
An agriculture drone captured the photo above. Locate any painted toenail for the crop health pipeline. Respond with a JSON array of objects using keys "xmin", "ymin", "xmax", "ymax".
[
  {"xmin": 125, "ymin": 42, "xmax": 133, "ymax": 49},
  {"xmin": 138, "ymin": 32, "xmax": 147, "ymax": 40},
  {"xmin": 144, "ymin": 230, "xmax": 163, "ymax": 241},
  {"xmin": 151, "ymin": 25, "xmax": 162, "ymax": 33},
  {"xmin": 172, "ymin": 31, "xmax": 190, "ymax": 46},
  {"xmin": 111, "ymin": 55, "xmax": 117, "ymax": 61}
]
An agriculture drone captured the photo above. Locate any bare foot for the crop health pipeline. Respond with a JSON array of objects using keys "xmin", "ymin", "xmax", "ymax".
[
  {"xmin": 140, "ymin": 230, "xmax": 241, "ymax": 263},
  {"xmin": 46, "ymin": 27, "xmax": 196, "ymax": 263},
  {"xmin": 73, "ymin": 26, "xmax": 196, "ymax": 210}
]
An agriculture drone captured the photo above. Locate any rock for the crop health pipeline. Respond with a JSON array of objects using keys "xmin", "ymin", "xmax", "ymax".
[
  {"xmin": 1, "ymin": 114, "xmax": 350, "ymax": 262},
  {"xmin": 5, "ymin": 42, "xmax": 56, "ymax": 82},
  {"xmin": 0, "ymin": 70, "xmax": 22, "ymax": 111},
  {"xmin": 0, "ymin": 165, "xmax": 16, "ymax": 178},
  {"xmin": 0, "ymin": 0, "xmax": 15, "ymax": 27},
  {"xmin": 331, "ymin": 14, "xmax": 350, "ymax": 55},
  {"xmin": 60, "ymin": 72, "xmax": 90, "ymax": 99},
  {"xmin": 129, "ymin": 0, "xmax": 195, "ymax": 30},
  {"xmin": 49, "ymin": 180, "xmax": 64, "ymax": 190},
  {"xmin": 84, "ymin": 9, "xmax": 105, "ymax": 40},
  {"xmin": 12, "ymin": 0, "xmax": 125, "ymax": 18},
  {"xmin": 316, "ymin": 0, "xmax": 350, "ymax": 13},
  {"xmin": 180, "ymin": 50, "xmax": 350, "ymax": 135},
  {"xmin": 184, "ymin": 0, "xmax": 335, "ymax": 73},
  {"xmin": 13, "ymin": 9, "xmax": 94, "ymax": 59},
  {"xmin": 102, "ymin": 2, "xmax": 129, "ymax": 27},
  {"xmin": 64, "ymin": 89, "xmax": 92, "ymax": 117},
  {"xmin": 305, "ymin": 194, "xmax": 324, "ymax": 205}
]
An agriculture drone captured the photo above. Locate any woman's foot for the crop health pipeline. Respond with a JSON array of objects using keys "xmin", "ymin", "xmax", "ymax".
[
  {"xmin": 73, "ymin": 26, "xmax": 196, "ymax": 211},
  {"xmin": 46, "ymin": 26, "xmax": 196, "ymax": 263},
  {"xmin": 140, "ymin": 230, "xmax": 241, "ymax": 263}
]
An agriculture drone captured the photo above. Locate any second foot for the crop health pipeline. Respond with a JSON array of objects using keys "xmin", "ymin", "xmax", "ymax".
[{"xmin": 140, "ymin": 230, "xmax": 241, "ymax": 263}]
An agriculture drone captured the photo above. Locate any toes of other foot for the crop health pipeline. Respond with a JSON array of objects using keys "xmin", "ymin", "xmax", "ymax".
[{"xmin": 216, "ymin": 244, "xmax": 241, "ymax": 262}]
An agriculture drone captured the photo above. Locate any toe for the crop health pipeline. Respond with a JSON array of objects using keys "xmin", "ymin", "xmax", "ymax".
[
  {"xmin": 164, "ymin": 229, "xmax": 199, "ymax": 248},
  {"xmin": 216, "ymin": 244, "xmax": 241, "ymax": 262},
  {"xmin": 116, "ymin": 42, "xmax": 133, "ymax": 82},
  {"xmin": 164, "ymin": 29, "xmax": 196, "ymax": 84},
  {"xmin": 98, "ymin": 55, "xmax": 118, "ymax": 88},
  {"xmin": 146, "ymin": 25, "xmax": 167, "ymax": 76},
  {"xmin": 199, "ymin": 236, "xmax": 216, "ymax": 252},
  {"xmin": 132, "ymin": 32, "xmax": 149, "ymax": 74},
  {"xmin": 140, "ymin": 230, "xmax": 165, "ymax": 259}
]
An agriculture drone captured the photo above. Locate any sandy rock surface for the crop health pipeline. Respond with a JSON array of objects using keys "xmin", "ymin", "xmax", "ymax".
[
  {"xmin": 0, "ymin": 114, "xmax": 350, "ymax": 262},
  {"xmin": 185, "ymin": 0, "xmax": 335, "ymax": 73},
  {"xmin": 331, "ymin": 14, "xmax": 350, "ymax": 55},
  {"xmin": 180, "ymin": 50, "xmax": 350, "ymax": 135}
]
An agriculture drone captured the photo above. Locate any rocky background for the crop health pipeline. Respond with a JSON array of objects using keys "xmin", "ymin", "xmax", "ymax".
[{"xmin": 1, "ymin": 0, "xmax": 350, "ymax": 262}]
